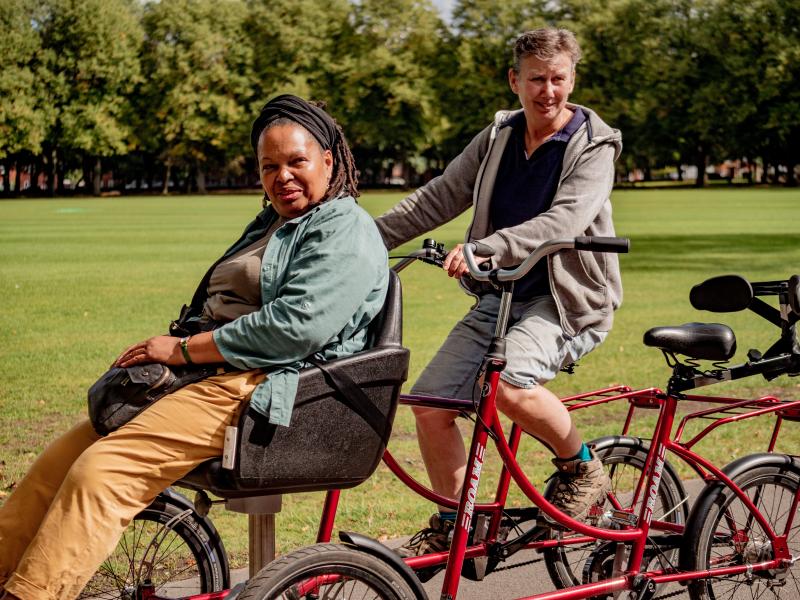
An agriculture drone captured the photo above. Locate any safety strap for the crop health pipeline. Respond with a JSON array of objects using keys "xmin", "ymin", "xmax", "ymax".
[{"xmin": 306, "ymin": 357, "xmax": 389, "ymax": 445}]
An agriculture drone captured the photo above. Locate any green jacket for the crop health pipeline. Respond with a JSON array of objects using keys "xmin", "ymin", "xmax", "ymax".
[{"xmin": 212, "ymin": 196, "xmax": 388, "ymax": 426}]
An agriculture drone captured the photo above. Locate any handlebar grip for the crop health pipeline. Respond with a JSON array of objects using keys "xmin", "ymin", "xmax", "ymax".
[{"xmin": 574, "ymin": 236, "xmax": 630, "ymax": 253}]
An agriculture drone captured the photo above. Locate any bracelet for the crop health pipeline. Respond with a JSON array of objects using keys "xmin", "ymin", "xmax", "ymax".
[{"xmin": 180, "ymin": 336, "xmax": 194, "ymax": 364}]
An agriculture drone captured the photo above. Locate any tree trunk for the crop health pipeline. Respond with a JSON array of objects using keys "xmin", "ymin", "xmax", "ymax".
[
  {"xmin": 195, "ymin": 167, "xmax": 207, "ymax": 194},
  {"xmin": 676, "ymin": 163, "xmax": 683, "ymax": 182},
  {"xmin": 785, "ymin": 162, "xmax": 797, "ymax": 187},
  {"xmin": 694, "ymin": 148, "xmax": 706, "ymax": 187},
  {"xmin": 93, "ymin": 157, "xmax": 102, "ymax": 196},
  {"xmin": 15, "ymin": 160, "xmax": 23, "ymax": 194},
  {"xmin": 643, "ymin": 164, "xmax": 652, "ymax": 182},
  {"xmin": 1, "ymin": 159, "xmax": 8, "ymax": 196},
  {"xmin": 162, "ymin": 163, "xmax": 171, "ymax": 195},
  {"xmin": 46, "ymin": 148, "xmax": 57, "ymax": 197},
  {"xmin": 57, "ymin": 150, "xmax": 67, "ymax": 196}
]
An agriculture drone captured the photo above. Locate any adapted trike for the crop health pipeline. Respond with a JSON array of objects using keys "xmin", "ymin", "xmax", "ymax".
[{"xmin": 81, "ymin": 238, "xmax": 800, "ymax": 600}]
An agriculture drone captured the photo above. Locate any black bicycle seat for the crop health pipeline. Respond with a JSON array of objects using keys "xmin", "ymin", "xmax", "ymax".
[
  {"xmin": 690, "ymin": 275, "xmax": 753, "ymax": 312},
  {"xmin": 643, "ymin": 322, "xmax": 737, "ymax": 361}
]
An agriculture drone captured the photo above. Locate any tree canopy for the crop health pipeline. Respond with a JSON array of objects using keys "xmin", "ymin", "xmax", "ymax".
[{"xmin": 1, "ymin": 0, "xmax": 798, "ymax": 195}]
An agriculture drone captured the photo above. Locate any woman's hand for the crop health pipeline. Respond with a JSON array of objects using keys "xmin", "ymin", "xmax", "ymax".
[
  {"xmin": 442, "ymin": 244, "xmax": 489, "ymax": 278},
  {"xmin": 113, "ymin": 332, "xmax": 226, "ymax": 368},
  {"xmin": 113, "ymin": 336, "xmax": 183, "ymax": 368}
]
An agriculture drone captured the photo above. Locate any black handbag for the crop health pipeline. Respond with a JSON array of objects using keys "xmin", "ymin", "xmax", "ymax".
[{"xmin": 88, "ymin": 362, "xmax": 231, "ymax": 436}]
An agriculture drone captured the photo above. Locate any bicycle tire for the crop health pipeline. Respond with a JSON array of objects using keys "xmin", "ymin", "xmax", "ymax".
[
  {"xmin": 79, "ymin": 489, "xmax": 228, "ymax": 599},
  {"xmin": 238, "ymin": 543, "xmax": 418, "ymax": 600},
  {"xmin": 682, "ymin": 461, "xmax": 800, "ymax": 599},
  {"xmin": 542, "ymin": 438, "xmax": 686, "ymax": 590}
]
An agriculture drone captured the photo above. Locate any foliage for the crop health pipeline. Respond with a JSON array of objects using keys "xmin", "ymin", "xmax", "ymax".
[
  {"xmin": 39, "ymin": 0, "xmax": 143, "ymax": 160},
  {"xmin": 138, "ymin": 0, "xmax": 254, "ymax": 190},
  {"xmin": 567, "ymin": 0, "xmax": 800, "ymax": 183},
  {"xmin": 2, "ymin": 0, "xmax": 800, "ymax": 193},
  {"xmin": 0, "ymin": 0, "xmax": 50, "ymax": 159},
  {"xmin": 328, "ymin": 0, "xmax": 444, "ymax": 176}
]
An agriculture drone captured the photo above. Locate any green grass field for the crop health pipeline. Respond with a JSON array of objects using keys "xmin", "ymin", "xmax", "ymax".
[{"xmin": 1, "ymin": 187, "xmax": 799, "ymax": 566}]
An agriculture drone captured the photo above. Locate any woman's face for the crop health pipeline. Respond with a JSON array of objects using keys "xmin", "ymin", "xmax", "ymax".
[
  {"xmin": 258, "ymin": 123, "xmax": 333, "ymax": 219},
  {"xmin": 509, "ymin": 51, "xmax": 575, "ymax": 129}
]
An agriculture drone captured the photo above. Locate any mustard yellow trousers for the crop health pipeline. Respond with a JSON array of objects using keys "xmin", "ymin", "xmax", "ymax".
[{"xmin": 0, "ymin": 370, "xmax": 264, "ymax": 600}]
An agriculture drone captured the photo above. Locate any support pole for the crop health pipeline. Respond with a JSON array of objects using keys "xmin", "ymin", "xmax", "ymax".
[{"xmin": 225, "ymin": 495, "xmax": 283, "ymax": 577}]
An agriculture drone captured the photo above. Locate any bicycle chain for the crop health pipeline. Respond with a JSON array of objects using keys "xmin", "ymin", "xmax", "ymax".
[{"xmin": 491, "ymin": 554, "xmax": 545, "ymax": 572}]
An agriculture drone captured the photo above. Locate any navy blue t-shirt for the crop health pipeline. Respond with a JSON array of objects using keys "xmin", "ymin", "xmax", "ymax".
[{"xmin": 489, "ymin": 107, "xmax": 586, "ymax": 299}]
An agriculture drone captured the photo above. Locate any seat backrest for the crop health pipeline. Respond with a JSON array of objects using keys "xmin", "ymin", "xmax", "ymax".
[{"xmin": 365, "ymin": 270, "xmax": 402, "ymax": 349}]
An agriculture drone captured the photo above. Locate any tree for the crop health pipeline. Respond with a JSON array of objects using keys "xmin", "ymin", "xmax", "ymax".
[
  {"xmin": 0, "ymin": 0, "xmax": 51, "ymax": 194},
  {"xmin": 559, "ymin": 0, "xmax": 683, "ymax": 181},
  {"xmin": 140, "ymin": 0, "xmax": 254, "ymax": 194},
  {"xmin": 322, "ymin": 0, "xmax": 445, "ymax": 181},
  {"xmin": 37, "ymin": 0, "xmax": 143, "ymax": 195}
]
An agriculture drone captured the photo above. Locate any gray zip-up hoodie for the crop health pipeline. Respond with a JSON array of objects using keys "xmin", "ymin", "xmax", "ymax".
[{"xmin": 376, "ymin": 103, "xmax": 623, "ymax": 337}]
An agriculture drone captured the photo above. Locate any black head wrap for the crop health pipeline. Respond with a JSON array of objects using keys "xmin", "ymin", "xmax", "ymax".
[{"xmin": 250, "ymin": 94, "xmax": 339, "ymax": 156}]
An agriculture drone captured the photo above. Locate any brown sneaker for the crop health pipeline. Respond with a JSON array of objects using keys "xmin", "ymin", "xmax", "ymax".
[
  {"xmin": 396, "ymin": 514, "xmax": 455, "ymax": 558},
  {"xmin": 545, "ymin": 452, "xmax": 611, "ymax": 525}
]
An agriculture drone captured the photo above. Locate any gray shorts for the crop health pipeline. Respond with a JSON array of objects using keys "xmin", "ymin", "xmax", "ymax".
[{"xmin": 412, "ymin": 294, "xmax": 607, "ymax": 400}]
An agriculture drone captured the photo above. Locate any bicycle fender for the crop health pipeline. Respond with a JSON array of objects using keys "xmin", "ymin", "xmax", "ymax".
[
  {"xmin": 679, "ymin": 452, "xmax": 800, "ymax": 571},
  {"xmin": 160, "ymin": 487, "xmax": 231, "ymax": 586},
  {"xmin": 588, "ymin": 435, "xmax": 688, "ymax": 502},
  {"xmin": 339, "ymin": 531, "xmax": 429, "ymax": 600}
]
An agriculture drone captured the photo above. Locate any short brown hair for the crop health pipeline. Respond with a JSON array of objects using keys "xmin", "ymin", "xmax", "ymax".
[{"xmin": 512, "ymin": 28, "xmax": 582, "ymax": 72}]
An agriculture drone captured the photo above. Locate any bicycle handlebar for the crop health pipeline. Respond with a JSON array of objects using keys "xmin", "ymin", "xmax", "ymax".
[{"xmin": 463, "ymin": 236, "xmax": 630, "ymax": 284}]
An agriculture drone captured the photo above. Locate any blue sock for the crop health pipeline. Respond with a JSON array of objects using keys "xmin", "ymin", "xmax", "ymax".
[
  {"xmin": 438, "ymin": 510, "xmax": 457, "ymax": 522},
  {"xmin": 573, "ymin": 443, "xmax": 592, "ymax": 462}
]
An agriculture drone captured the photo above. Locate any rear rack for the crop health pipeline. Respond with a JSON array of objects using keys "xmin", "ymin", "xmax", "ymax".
[{"xmin": 560, "ymin": 386, "xmax": 799, "ymax": 455}]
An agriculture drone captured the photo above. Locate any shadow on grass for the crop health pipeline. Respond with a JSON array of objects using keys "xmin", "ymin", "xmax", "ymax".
[{"xmin": 622, "ymin": 233, "xmax": 799, "ymax": 275}]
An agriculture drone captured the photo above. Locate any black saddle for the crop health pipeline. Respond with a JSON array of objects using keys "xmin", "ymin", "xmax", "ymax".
[
  {"xmin": 643, "ymin": 322, "xmax": 737, "ymax": 361},
  {"xmin": 176, "ymin": 270, "xmax": 409, "ymax": 498}
]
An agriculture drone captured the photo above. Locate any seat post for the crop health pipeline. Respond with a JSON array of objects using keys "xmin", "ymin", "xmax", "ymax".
[{"xmin": 225, "ymin": 495, "xmax": 283, "ymax": 576}]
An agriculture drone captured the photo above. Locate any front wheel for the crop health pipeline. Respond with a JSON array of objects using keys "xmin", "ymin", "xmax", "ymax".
[
  {"xmin": 79, "ymin": 489, "xmax": 228, "ymax": 599},
  {"xmin": 238, "ymin": 543, "xmax": 418, "ymax": 600},
  {"xmin": 682, "ymin": 460, "xmax": 800, "ymax": 599}
]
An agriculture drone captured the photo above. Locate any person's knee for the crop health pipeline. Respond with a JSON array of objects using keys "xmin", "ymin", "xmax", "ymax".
[
  {"xmin": 495, "ymin": 381, "xmax": 529, "ymax": 414},
  {"xmin": 62, "ymin": 446, "xmax": 115, "ymax": 492},
  {"xmin": 412, "ymin": 406, "xmax": 459, "ymax": 431},
  {"xmin": 495, "ymin": 381, "xmax": 554, "ymax": 418}
]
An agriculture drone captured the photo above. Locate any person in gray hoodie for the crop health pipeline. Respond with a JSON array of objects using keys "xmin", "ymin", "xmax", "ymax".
[{"xmin": 375, "ymin": 28, "xmax": 623, "ymax": 557}]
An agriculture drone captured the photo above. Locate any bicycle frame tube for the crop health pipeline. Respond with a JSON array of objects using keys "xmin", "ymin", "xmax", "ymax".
[
  {"xmin": 440, "ymin": 367, "xmax": 502, "ymax": 599},
  {"xmin": 316, "ymin": 489, "xmax": 340, "ymax": 543},
  {"xmin": 667, "ymin": 442, "xmax": 784, "ymax": 539}
]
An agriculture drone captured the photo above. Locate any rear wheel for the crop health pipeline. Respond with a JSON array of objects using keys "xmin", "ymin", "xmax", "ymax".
[
  {"xmin": 238, "ymin": 543, "xmax": 417, "ymax": 600},
  {"xmin": 79, "ymin": 490, "xmax": 228, "ymax": 599},
  {"xmin": 683, "ymin": 462, "xmax": 800, "ymax": 599},
  {"xmin": 543, "ymin": 439, "xmax": 686, "ymax": 590}
]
